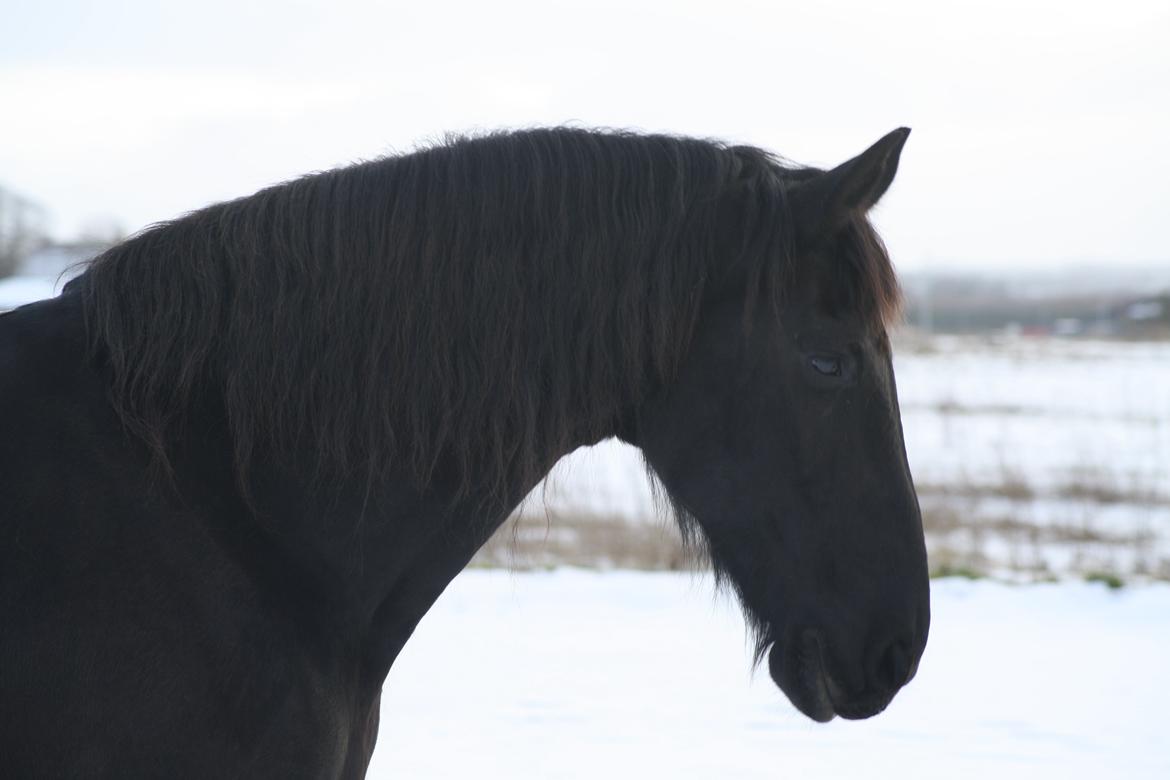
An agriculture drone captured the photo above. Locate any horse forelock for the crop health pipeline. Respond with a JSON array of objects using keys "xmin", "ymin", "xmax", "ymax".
[{"xmin": 836, "ymin": 215, "xmax": 904, "ymax": 332}]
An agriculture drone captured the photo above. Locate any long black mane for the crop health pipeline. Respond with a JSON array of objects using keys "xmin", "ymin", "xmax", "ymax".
[{"xmin": 78, "ymin": 127, "xmax": 899, "ymax": 508}]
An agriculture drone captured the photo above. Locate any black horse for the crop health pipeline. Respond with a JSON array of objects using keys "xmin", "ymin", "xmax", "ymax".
[{"xmin": 0, "ymin": 127, "xmax": 928, "ymax": 777}]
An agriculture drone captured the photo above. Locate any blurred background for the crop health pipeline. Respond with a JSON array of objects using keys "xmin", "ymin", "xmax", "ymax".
[{"xmin": 3, "ymin": 1, "xmax": 1168, "ymax": 777}]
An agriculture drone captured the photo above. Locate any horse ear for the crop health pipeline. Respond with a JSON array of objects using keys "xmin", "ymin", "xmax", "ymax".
[{"xmin": 789, "ymin": 127, "xmax": 910, "ymax": 243}]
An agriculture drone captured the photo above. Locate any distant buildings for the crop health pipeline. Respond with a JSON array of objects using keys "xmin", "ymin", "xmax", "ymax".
[{"xmin": 901, "ymin": 270, "xmax": 1170, "ymax": 340}]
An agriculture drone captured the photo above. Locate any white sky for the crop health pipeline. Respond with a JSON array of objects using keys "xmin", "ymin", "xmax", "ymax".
[{"xmin": 2, "ymin": 0, "xmax": 1167, "ymax": 271}]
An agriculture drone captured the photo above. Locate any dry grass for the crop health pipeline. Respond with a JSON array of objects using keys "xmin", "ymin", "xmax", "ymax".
[
  {"xmin": 921, "ymin": 501, "xmax": 1154, "ymax": 547},
  {"xmin": 473, "ymin": 511, "xmax": 701, "ymax": 572},
  {"xmin": 902, "ymin": 399, "xmax": 1160, "ymax": 425},
  {"xmin": 916, "ymin": 467, "xmax": 1168, "ymax": 508},
  {"xmin": 469, "ymin": 461, "xmax": 1168, "ymax": 584}
]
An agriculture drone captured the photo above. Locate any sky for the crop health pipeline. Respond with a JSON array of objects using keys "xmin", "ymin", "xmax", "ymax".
[{"xmin": 1, "ymin": 0, "xmax": 1167, "ymax": 272}]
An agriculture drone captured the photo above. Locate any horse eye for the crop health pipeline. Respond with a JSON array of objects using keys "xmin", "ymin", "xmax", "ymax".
[{"xmin": 809, "ymin": 355, "xmax": 842, "ymax": 377}]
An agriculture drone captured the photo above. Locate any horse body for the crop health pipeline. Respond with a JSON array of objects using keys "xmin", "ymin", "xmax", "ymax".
[
  {"xmin": 0, "ymin": 127, "xmax": 929, "ymax": 776},
  {"xmin": 3, "ymin": 298, "xmax": 321, "ymax": 775},
  {"xmin": 0, "ymin": 297, "xmax": 537, "ymax": 777}
]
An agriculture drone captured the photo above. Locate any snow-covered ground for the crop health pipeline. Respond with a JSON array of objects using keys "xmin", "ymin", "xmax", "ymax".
[
  {"xmin": 515, "ymin": 336, "xmax": 1170, "ymax": 580},
  {"xmin": 0, "ymin": 245, "xmax": 93, "ymax": 312},
  {"xmin": 370, "ymin": 570, "xmax": 1170, "ymax": 779},
  {"xmin": 898, "ymin": 337, "xmax": 1170, "ymax": 579},
  {"xmin": 896, "ymin": 336, "xmax": 1170, "ymax": 496},
  {"xmin": 0, "ymin": 274, "xmax": 61, "ymax": 312},
  {"xmin": 525, "ymin": 337, "xmax": 1170, "ymax": 518}
]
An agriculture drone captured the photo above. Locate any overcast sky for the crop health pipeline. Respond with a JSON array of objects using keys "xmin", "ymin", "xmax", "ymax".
[{"xmin": 2, "ymin": 0, "xmax": 1167, "ymax": 272}]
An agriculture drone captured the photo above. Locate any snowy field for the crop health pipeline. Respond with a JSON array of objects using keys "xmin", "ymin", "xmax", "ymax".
[
  {"xmin": 370, "ymin": 570, "xmax": 1170, "ymax": 779},
  {"xmin": 0, "ymin": 275, "xmax": 60, "ymax": 312},
  {"xmin": 899, "ymin": 336, "xmax": 1170, "ymax": 580},
  {"xmin": 499, "ymin": 335, "xmax": 1170, "ymax": 581}
]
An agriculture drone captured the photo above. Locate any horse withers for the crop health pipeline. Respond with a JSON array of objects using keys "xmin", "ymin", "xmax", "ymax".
[{"xmin": 0, "ymin": 127, "xmax": 928, "ymax": 776}]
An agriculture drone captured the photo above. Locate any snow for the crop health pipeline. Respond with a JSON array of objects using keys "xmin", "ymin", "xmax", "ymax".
[
  {"xmin": 0, "ymin": 275, "xmax": 60, "ymax": 312},
  {"xmin": 517, "ymin": 336, "xmax": 1170, "ymax": 579},
  {"xmin": 895, "ymin": 337, "xmax": 1170, "ymax": 490},
  {"xmin": 369, "ymin": 570, "xmax": 1170, "ymax": 779},
  {"xmin": 523, "ymin": 439, "xmax": 655, "ymax": 520},
  {"xmin": 526, "ymin": 337, "xmax": 1170, "ymax": 520}
]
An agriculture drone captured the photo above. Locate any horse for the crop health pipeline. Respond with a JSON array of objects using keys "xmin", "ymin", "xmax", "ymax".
[{"xmin": 0, "ymin": 127, "xmax": 929, "ymax": 777}]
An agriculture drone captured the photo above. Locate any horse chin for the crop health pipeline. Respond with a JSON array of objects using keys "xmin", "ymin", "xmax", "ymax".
[
  {"xmin": 768, "ymin": 635, "xmax": 900, "ymax": 722},
  {"xmin": 767, "ymin": 639, "xmax": 836, "ymax": 723}
]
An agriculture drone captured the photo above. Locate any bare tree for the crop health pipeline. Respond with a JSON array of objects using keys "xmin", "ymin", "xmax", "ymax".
[{"xmin": 0, "ymin": 185, "xmax": 49, "ymax": 278}]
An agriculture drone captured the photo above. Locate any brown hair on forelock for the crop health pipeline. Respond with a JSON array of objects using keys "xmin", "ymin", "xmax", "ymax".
[
  {"xmin": 840, "ymin": 212, "xmax": 904, "ymax": 330},
  {"xmin": 77, "ymin": 127, "xmax": 900, "ymax": 513}
]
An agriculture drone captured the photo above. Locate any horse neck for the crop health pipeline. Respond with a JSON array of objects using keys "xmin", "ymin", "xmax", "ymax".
[{"xmin": 200, "ymin": 427, "xmax": 589, "ymax": 683}]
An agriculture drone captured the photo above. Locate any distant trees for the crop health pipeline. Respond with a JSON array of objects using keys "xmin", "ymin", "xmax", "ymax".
[
  {"xmin": 75, "ymin": 216, "xmax": 125, "ymax": 247},
  {"xmin": 0, "ymin": 185, "xmax": 49, "ymax": 279}
]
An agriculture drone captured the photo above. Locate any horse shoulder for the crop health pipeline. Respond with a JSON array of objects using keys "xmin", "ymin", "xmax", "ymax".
[{"xmin": 0, "ymin": 297, "xmax": 358, "ymax": 777}]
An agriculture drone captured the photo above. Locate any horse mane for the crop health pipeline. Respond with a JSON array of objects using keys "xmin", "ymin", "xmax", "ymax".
[{"xmin": 77, "ymin": 127, "xmax": 900, "ymax": 510}]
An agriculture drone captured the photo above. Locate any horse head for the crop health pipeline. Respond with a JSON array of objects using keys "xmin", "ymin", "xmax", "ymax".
[{"xmin": 632, "ymin": 129, "xmax": 929, "ymax": 721}]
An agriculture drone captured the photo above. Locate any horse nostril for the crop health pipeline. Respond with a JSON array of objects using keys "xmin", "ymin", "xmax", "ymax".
[{"xmin": 873, "ymin": 639, "xmax": 912, "ymax": 691}]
